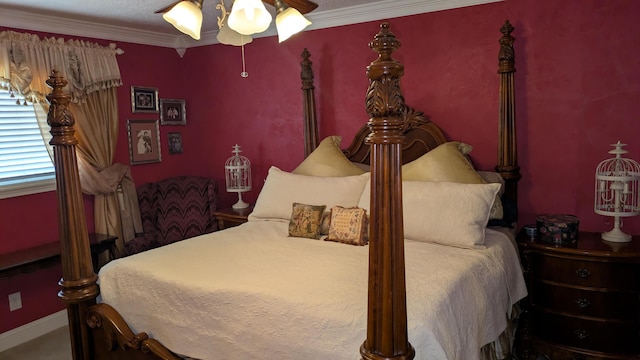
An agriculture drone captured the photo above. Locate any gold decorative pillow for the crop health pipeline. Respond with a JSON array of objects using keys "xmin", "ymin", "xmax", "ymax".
[
  {"xmin": 402, "ymin": 141, "xmax": 484, "ymax": 183},
  {"xmin": 326, "ymin": 206, "xmax": 368, "ymax": 246},
  {"xmin": 288, "ymin": 203, "xmax": 326, "ymax": 239},
  {"xmin": 292, "ymin": 136, "xmax": 366, "ymax": 177}
]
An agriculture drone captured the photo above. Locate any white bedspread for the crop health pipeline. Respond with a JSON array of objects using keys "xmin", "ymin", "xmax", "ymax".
[{"xmin": 98, "ymin": 220, "xmax": 526, "ymax": 360}]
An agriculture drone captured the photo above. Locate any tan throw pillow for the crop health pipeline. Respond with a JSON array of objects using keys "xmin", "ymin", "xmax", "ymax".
[
  {"xmin": 292, "ymin": 136, "xmax": 366, "ymax": 177},
  {"xmin": 326, "ymin": 206, "xmax": 368, "ymax": 246},
  {"xmin": 402, "ymin": 141, "xmax": 503, "ymax": 220},
  {"xmin": 288, "ymin": 203, "xmax": 326, "ymax": 239}
]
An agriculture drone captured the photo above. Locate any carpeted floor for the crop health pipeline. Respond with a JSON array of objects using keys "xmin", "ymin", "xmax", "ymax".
[{"xmin": 0, "ymin": 326, "xmax": 71, "ymax": 360}]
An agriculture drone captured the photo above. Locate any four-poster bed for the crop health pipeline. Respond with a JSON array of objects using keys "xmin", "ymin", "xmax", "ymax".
[{"xmin": 48, "ymin": 20, "xmax": 522, "ymax": 360}]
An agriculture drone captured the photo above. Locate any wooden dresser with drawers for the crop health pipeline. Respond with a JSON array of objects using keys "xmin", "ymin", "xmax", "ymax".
[{"xmin": 517, "ymin": 231, "xmax": 640, "ymax": 359}]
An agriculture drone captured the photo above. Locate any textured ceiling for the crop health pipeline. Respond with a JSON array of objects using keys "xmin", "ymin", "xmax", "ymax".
[{"xmin": 0, "ymin": 0, "xmax": 372, "ymax": 35}]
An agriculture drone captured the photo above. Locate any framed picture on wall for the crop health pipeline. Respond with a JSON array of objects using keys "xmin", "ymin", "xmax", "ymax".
[
  {"xmin": 131, "ymin": 86, "xmax": 159, "ymax": 113},
  {"xmin": 127, "ymin": 119, "xmax": 162, "ymax": 165},
  {"xmin": 168, "ymin": 132, "xmax": 183, "ymax": 154},
  {"xmin": 159, "ymin": 98, "xmax": 186, "ymax": 125}
]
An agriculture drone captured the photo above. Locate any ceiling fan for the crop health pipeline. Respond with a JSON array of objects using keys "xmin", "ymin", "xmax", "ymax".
[{"xmin": 155, "ymin": 0, "xmax": 318, "ymax": 42}]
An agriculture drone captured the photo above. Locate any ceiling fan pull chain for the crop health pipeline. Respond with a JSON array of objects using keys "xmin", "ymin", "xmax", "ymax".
[{"xmin": 240, "ymin": 39, "xmax": 249, "ymax": 78}]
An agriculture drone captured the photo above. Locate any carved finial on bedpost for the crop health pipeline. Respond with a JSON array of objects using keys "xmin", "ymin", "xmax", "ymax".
[
  {"xmin": 47, "ymin": 69, "xmax": 99, "ymax": 360},
  {"xmin": 46, "ymin": 70, "xmax": 76, "ymax": 141},
  {"xmin": 496, "ymin": 20, "xmax": 521, "ymax": 225},
  {"xmin": 361, "ymin": 23, "xmax": 415, "ymax": 360},
  {"xmin": 498, "ymin": 20, "xmax": 516, "ymax": 74},
  {"xmin": 301, "ymin": 48, "xmax": 314, "ymax": 90},
  {"xmin": 301, "ymin": 48, "xmax": 319, "ymax": 157},
  {"xmin": 365, "ymin": 22, "xmax": 405, "ymax": 120}
]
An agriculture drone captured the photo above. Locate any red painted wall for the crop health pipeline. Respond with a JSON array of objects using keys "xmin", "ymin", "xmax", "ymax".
[{"xmin": 2, "ymin": 0, "xmax": 640, "ymax": 333}]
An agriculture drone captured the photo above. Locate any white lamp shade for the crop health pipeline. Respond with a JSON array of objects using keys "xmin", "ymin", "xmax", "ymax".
[
  {"xmin": 163, "ymin": 1, "xmax": 203, "ymax": 40},
  {"xmin": 228, "ymin": 0, "xmax": 273, "ymax": 36},
  {"xmin": 217, "ymin": 16, "xmax": 254, "ymax": 46},
  {"xmin": 276, "ymin": 7, "xmax": 311, "ymax": 42}
]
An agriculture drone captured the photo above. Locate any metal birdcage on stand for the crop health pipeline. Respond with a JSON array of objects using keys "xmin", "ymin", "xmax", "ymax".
[
  {"xmin": 594, "ymin": 141, "xmax": 640, "ymax": 242},
  {"xmin": 225, "ymin": 144, "xmax": 251, "ymax": 209}
]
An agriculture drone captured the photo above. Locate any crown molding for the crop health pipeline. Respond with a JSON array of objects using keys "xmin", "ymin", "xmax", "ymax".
[{"xmin": 1, "ymin": 0, "xmax": 502, "ymax": 50}]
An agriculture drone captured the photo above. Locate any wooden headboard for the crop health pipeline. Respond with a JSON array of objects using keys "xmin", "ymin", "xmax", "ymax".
[{"xmin": 343, "ymin": 106, "xmax": 447, "ymax": 165}]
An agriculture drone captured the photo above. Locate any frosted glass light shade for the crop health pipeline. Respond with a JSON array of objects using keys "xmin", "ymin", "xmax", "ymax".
[
  {"xmin": 276, "ymin": 7, "xmax": 311, "ymax": 42},
  {"xmin": 217, "ymin": 16, "xmax": 253, "ymax": 46},
  {"xmin": 163, "ymin": 1, "xmax": 203, "ymax": 40},
  {"xmin": 228, "ymin": 0, "xmax": 273, "ymax": 35}
]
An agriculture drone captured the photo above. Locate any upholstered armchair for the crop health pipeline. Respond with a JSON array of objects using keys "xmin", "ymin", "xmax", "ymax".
[{"xmin": 124, "ymin": 176, "xmax": 218, "ymax": 256}]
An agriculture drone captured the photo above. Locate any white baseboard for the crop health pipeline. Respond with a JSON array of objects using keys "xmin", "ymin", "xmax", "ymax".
[{"xmin": 0, "ymin": 310, "xmax": 68, "ymax": 352}]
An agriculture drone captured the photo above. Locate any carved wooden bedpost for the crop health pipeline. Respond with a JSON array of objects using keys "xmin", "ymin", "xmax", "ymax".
[
  {"xmin": 360, "ymin": 23, "xmax": 415, "ymax": 360},
  {"xmin": 47, "ymin": 70, "xmax": 99, "ymax": 360},
  {"xmin": 496, "ymin": 20, "xmax": 521, "ymax": 220},
  {"xmin": 301, "ymin": 48, "xmax": 319, "ymax": 157}
]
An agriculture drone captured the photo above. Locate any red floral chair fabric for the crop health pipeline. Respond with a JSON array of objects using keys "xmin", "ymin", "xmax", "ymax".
[{"xmin": 124, "ymin": 176, "xmax": 218, "ymax": 256}]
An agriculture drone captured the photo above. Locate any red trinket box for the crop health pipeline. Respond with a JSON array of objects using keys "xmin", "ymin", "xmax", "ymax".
[{"xmin": 536, "ymin": 214, "xmax": 579, "ymax": 245}]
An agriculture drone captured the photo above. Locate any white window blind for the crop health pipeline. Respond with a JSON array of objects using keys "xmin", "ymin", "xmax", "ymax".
[{"xmin": 0, "ymin": 89, "xmax": 56, "ymax": 198}]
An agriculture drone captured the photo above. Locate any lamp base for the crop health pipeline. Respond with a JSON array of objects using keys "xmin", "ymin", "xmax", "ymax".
[
  {"xmin": 601, "ymin": 228, "xmax": 632, "ymax": 243},
  {"xmin": 232, "ymin": 198, "xmax": 249, "ymax": 210}
]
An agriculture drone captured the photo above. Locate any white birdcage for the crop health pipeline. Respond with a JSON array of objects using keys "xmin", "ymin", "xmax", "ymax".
[
  {"xmin": 225, "ymin": 144, "xmax": 251, "ymax": 209},
  {"xmin": 594, "ymin": 141, "xmax": 640, "ymax": 242}
]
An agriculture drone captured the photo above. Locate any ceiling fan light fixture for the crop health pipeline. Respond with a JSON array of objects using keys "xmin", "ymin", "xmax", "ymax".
[
  {"xmin": 217, "ymin": 15, "xmax": 254, "ymax": 46},
  {"xmin": 162, "ymin": 0, "xmax": 204, "ymax": 40},
  {"xmin": 275, "ymin": 5, "xmax": 311, "ymax": 42},
  {"xmin": 228, "ymin": 0, "xmax": 273, "ymax": 36}
]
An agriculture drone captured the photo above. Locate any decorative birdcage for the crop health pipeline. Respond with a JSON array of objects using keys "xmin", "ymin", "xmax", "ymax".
[
  {"xmin": 594, "ymin": 141, "xmax": 640, "ymax": 242},
  {"xmin": 225, "ymin": 144, "xmax": 251, "ymax": 209}
]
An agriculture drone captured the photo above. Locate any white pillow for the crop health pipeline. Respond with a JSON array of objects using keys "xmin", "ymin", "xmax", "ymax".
[
  {"xmin": 249, "ymin": 166, "xmax": 369, "ymax": 221},
  {"xmin": 358, "ymin": 181, "xmax": 500, "ymax": 248}
]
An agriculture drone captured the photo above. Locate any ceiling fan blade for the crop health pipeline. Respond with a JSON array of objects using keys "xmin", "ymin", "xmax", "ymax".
[
  {"xmin": 154, "ymin": 0, "xmax": 183, "ymax": 14},
  {"xmin": 263, "ymin": 0, "xmax": 319, "ymax": 14}
]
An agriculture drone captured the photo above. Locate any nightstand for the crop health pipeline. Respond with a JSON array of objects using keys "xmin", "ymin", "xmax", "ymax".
[
  {"xmin": 517, "ymin": 231, "xmax": 640, "ymax": 359},
  {"xmin": 214, "ymin": 205, "xmax": 253, "ymax": 230}
]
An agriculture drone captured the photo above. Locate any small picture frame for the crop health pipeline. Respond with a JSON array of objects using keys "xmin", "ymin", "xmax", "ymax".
[
  {"xmin": 159, "ymin": 98, "xmax": 187, "ymax": 125},
  {"xmin": 127, "ymin": 119, "xmax": 162, "ymax": 165},
  {"xmin": 131, "ymin": 86, "xmax": 159, "ymax": 113},
  {"xmin": 168, "ymin": 132, "xmax": 183, "ymax": 154}
]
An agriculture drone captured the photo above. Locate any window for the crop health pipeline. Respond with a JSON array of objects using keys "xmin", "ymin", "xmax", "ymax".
[{"xmin": 0, "ymin": 89, "xmax": 56, "ymax": 199}]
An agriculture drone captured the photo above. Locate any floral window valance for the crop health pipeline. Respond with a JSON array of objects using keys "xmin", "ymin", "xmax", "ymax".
[{"xmin": 0, "ymin": 31, "xmax": 123, "ymax": 104}]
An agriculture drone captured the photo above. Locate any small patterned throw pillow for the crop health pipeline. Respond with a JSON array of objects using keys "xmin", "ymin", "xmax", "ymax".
[
  {"xmin": 288, "ymin": 203, "xmax": 326, "ymax": 239},
  {"xmin": 327, "ymin": 206, "xmax": 368, "ymax": 246}
]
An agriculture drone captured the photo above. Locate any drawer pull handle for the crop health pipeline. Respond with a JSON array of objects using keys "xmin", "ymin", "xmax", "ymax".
[
  {"xmin": 576, "ymin": 298, "xmax": 590, "ymax": 308},
  {"xmin": 575, "ymin": 268, "xmax": 591, "ymax": 278},
  {"xmin": 574, "ymin": 329, "xmax": 589, "ymax": 340}
]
